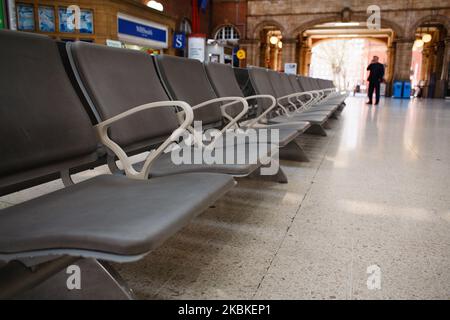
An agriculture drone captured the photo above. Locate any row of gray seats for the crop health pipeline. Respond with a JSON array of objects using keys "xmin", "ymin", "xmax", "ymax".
[
  {"xmin": 244, "ymin": 67, "xmax": 346, "ymax": 136},
  {"xmin": 0, "ymin": 29, "xmax": 346, "ymax": 299}
]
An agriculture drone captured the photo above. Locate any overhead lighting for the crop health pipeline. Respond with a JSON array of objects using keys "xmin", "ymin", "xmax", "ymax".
[
  {"xmin": 277, "ymin": 41, "xmax": 282, "ymax": 49},
  {"xmin": 337, "ymin": 34, "xmax": 358, "ymax": 37},
  {"xmin": 147, "ymin": 0, "xmax": 163, "ymax": 11},
  {"xmin": 422, "ymin": 33, "xmax": 432, "ymax": 43},
  {"xmin": 334, "ymin": 22, "xmax": 360, "ymax": 27},
  {"xmin": 414, "ymin": 39, "xmax": 424, "ymax": 48},
  {"xmin": 269, "ymin": 35, "xmax": 279, "ymax": 45}
]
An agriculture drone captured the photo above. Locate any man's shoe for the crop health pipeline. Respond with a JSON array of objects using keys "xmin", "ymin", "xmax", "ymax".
[
  {"xmin": 374, "ymin": 101, "xmax": 379, "ymax": 105},
  {"xmin": 366, "ymin": 101, "xmax": 373, "ymax": 105}
]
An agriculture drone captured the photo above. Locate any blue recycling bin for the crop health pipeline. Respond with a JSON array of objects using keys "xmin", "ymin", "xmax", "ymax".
[
  {"xmin": 402, "ymin": 81, "xmax": 411, "ymax": 98},
  {"xmin": 393, "ymin": 81, "xmax": 403, "ymax": 98}
]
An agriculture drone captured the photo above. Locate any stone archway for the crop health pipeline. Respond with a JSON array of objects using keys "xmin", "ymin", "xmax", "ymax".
[
  {"xmin": 246, "ymin": 20, "xmax": 286, "ymax": 68},
  {"xmin": 407, "ymin": 14, "xmax": 450, "ymax": 97},
  {"xmin": 250, "ymin": 19, "xmax": 286, "ymax": 39},
  {"xmin": 407, "ymin": 14, "xmax": 450, "ymax": 40},
  {"xmin": 290, "ymin": 14, "xmax": 404, "ymax": 94},
  {"xmin": 290, "ymin": 14, "xmax": 404, "ymax": 40}
]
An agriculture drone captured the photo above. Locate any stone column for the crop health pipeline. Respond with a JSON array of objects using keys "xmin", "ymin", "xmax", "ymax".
[
  {"xmin": 385, "ymin": 45, "xmax": 396, "ymax": 96},
  {"xmin": 441, "ymin": 37, "xmax": 450, "ymax": 80},
  {"xmin": 270, "ymin": 44, "xmax": 278, "ymax": 70},
  {"xmin": 434, "ymin": 39, "xmax": 447, "ymax": 98},
  {"xmin": 298, "ymin": 41, "xmax": 312, "ymax": 76},
  {"xmin": 421, "ymin": 44, "xmax": 435, "ymax": 97},
  {"xmin": 392, "ymin": 38, "xmax": 414, "ymax": 81},
  {"xmin": 442, "ymin": 37, "xmax": 450, "ymax": 97},
  {"xmin": 239, "ymin": 39, "xmax": 258, "ymax": 67},
  {"xmin": 281, "ymin": 38, "xmax": 298, "ymax": 71}
]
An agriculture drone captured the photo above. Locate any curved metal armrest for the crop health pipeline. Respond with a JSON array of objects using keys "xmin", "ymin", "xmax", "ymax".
[
  {"xmin": 291, "ymin": 91, "xmax": 315, "ymax": 111},
  {"xmin": 183, "ymin": 97, "xmax": 248, "ymax": 148},
  {"xmin": 277, "ymin": 93, "xmax": 300, "ymax": 115},
  {"xmin": 244, "ymin": 94, "xmax": 277, "ymax": 127},
  {"xmin": 191, "ymin": 96, "xmax": 249, "ymax": 132},
  {"xmin": 302, "ymin": 90, "xmax": 323, "ymax": 107},
  {"xmin": 277, "ymin": 92, "xmax": 314, "ymax": 114},
  {"xmin": 95, "ymin": 100, "xmax": 194, "ymax": 180}
]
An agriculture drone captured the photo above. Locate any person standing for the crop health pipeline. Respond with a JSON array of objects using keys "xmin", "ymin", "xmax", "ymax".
[{"xmin": 366, "ymin": 56, "xmax": 385, "ymax": 105}]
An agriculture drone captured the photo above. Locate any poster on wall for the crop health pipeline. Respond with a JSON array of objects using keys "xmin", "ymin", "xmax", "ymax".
[
  {"xmin": 17, "ymin": 4, "xmax": 34, "ymax": 31},
  {"xmin": 79, "ymin": 9, "xmax": 93, "ymax": 34},
  {"xmin": 58, "ymin": 7, "xmax": 73, "ymax": 32},
  {"xmin": 58, "ymin": 7, "xmax": 93, "ymax": 33},
  {"xmin": 188, "ymin": 35, "xmax": 206, "ymax": 62},
  {"xmin": 38, "ymin": 6, "xmax": 55, "ymax": 32},
  {"xmin": 284, "ymin": 63, "xmax": 298, "ymax": 75}
]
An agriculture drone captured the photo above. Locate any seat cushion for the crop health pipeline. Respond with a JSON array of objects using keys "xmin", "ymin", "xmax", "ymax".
[
  {"xmin": 309, "ymin": 104, "xmax": 338, "ymax": 112},
  {"xmin": 298, "ymin": 109, "xmax": 332, "ymax": 117},
  {"xmin": 0, "ymin": 173, "xmax": 235, "ymax": 261},
  {"xmin": 134, "ymin": 141, "xmax": 280, "ymax": 177},
  {"xmin": 265, "ymin": 127, "xmax": 299, "ymax": 147},
  {"xmin": 271, "ymin": 113, "xmax": 328, "ymax": 125},
  {"xmin": 243, "ymin": 121, "xmax": 311, "ymax": 134}
]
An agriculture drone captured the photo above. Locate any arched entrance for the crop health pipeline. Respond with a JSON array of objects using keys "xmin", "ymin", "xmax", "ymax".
[
  {"xmin": 298, "ymin": 21, "xmax": 393, "ymax": 93},
  {"xmin": 310, "ymin": 38, "xmax": 388, "ymax": 92},
  {"xmin": 410, "ymin": 17, "xmax": 449, "ymax": 98}
]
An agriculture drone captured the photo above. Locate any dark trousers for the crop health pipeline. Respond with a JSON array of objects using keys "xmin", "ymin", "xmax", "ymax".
[{"xmin": 368, "ymin": 81, "xmax": 381, "ymax": 103}]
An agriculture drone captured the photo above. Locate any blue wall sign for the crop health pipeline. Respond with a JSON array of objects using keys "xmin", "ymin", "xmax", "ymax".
[
  {"xmin": 117, "ymin": 13, "xmax": 168, "ymax": 49},
  {"xmin": 173, "ymin": 32, "xmax": 186, "ymax": 49}
]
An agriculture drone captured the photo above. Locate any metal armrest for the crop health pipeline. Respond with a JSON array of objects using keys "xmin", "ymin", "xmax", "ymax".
[
  {"xmin": 276, "ymin": 94, "xmax": 299, "ymax": 115},
  {"xmin": 301, "ymin": 90, "xmax": 323, "ymax": 108},
  {"xmin": 95, "ymin": 100, "xmax": 194, "ymax": 180},
  {"xmin": 277, "ymin": 92, "xmax": 315, "ymax": 115},
  {"xmin": 183, "ymin": 97, "xmax": 248, "ymax": 148},
  {"xmin": 291, "ymin": 91, "xmax": 315, "ymax": 112},
  {"xmin": 191, "ymin": 96, "xmax": 248, "ymax": 131},
  {"xmin": 244, "ymin": 94, "xmax": 277, "ymax": 127}
]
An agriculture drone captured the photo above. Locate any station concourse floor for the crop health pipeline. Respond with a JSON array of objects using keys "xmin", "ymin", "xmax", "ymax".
[{"xmin": 1, "ymin": 96, "xmax": 449, "ymax": 299}]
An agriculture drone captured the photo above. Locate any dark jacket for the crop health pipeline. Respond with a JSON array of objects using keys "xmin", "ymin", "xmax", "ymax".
[{"xmin": 367, "ymin": 62, "xmax": 385, "ymax": 82}]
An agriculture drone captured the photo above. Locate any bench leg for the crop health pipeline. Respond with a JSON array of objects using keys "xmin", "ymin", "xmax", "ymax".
[
  {"xmin": 305, "ymin": 124, "xmax": 327, "ymax": 136},
  {"xmin": 330, "ymin": 112, "xmax": 339, "ymax": 119},
  {"xmin": 323, "ymin": 120, "xmax": 332, "ymax": 129},
  {"xmin": 0, "ymin": 256, "xmax": 78, "ymax": 299},
  {"xmin": 12, "ymin": 259, "xmax": 135, "ymax": 300},
  {"xmin": 279, "ymin": 140, "xmax": 310, "ymax": 162},
  {"xmin": 247, "ymin": 166, "xmax": 288, "ymax": 184}
]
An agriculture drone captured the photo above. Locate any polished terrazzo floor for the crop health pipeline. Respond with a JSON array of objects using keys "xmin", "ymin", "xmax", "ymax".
[{"xmin": 1, "ymin": 96, "xmax": 449, "ymax": 299}]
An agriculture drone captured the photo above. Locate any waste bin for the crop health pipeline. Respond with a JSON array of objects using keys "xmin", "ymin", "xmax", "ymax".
[
  {"xmin": 393, "ymin": 81, "xmax": 403, "ymax": 98},
  {"xmin": 403, "ymin": 81, "xmax": 411, "ymax": 98}
]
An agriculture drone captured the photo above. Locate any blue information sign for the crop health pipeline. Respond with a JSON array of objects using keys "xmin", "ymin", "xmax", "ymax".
[
  {"xmin": 117, "ymin": 14, "xmax": 167, "ymax": 48},
  {"xmin": 173, "ymin": 32, "xmax": 186, "ymax": 49}
]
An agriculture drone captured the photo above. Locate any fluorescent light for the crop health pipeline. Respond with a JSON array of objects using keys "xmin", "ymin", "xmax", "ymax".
[
  {"xmin": 147, "ymin": 0, "xmax": 163, "ymax": 12},
  {"xmin": 334, "ymin": 22, "xmax": 360, "ymax": 27},
  {"xmin": 337, "ymin": 34, "xmax": 358, "ymax": 37}
]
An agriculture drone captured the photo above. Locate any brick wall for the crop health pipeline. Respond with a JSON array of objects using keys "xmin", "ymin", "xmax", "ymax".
[
  {"xmin": 158, "ymin": 0, "xmax": 211, "ymax": 35},
  {"xmin": 211, "ymin": 0, "xmax": 247, "ymax": 38}
]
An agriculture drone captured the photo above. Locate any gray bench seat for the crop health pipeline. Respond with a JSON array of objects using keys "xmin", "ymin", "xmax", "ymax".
[{"xmin": 0, "ymin": 173, "xmax": 234, "ymax": 261}]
